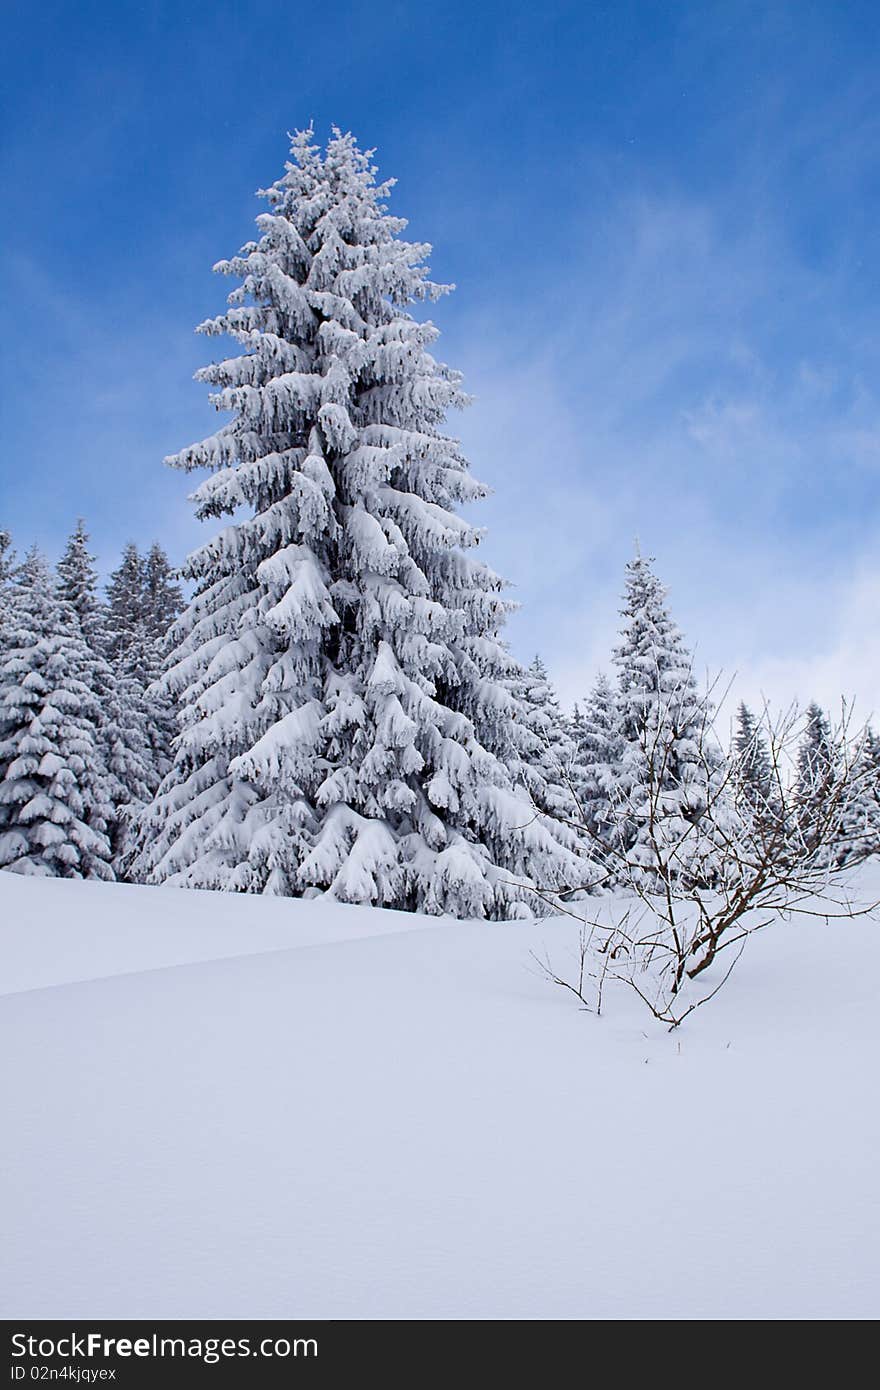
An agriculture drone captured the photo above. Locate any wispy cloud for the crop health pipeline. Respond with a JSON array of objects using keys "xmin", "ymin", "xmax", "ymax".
[
  {"xmin": 452, "ymin": 180, "xmax": 880, "ymax": 717},
  {"xmin": 4, "ymin": 0, "xmax": 880, "ymax": 727}
]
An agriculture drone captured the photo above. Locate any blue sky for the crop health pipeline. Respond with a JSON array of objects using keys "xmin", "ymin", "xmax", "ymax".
[{"xmin": 3, "ymin": 0, "xmax": 880, "ymax": 719}]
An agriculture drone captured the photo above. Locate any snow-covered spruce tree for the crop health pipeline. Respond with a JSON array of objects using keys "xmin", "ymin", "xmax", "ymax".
[
  {"xmin": 132, "ymin": 129, "xmax": 581, "ymax": 916},
  {"xmin": 0, "ymin": 531, "xmax": 16, "ymax": 683},
  {"xmin": 733, "ymin": 700, "xmax": 777, "ymax": 821},
  {"xmin": 0, "ymin": 529, "xmax": 13, "ymax": 586},
  {"xmin": 796, "ymin": 703, "xmax": 880, "ymax": 866},
  {"xmin": 143, "ymin": 542, "xmax": 184, "ymax": 657},
  {"xmin": 837, "ymin": 726, "xmax": 880, "ymax": 865},
  {"xmin": 140, "ymin": 543, "xmax": 184, "ymax": 780},
  {"xmin": 56, "ymin": 523, "xmax": 138, "ymax": 859},
  {"xmin": 0, "ymin": 549, "xmax": 113, "ymax": 878},
  {"xmin": 57, "ymin": 523, "xmax": 159, "ymax": 867},
  {"xmin": 105, "ymin": 542, "xmax": 146, "ymax": 668},
  {"xmin": 610, "ymin": 553, "xmax": 720, "ymax": 888},
  {"xmin": 109, "ymin": 540, "xmax": 183, "ymax": 683},
  {"xmin": 107, "ymin": 540, "xmax": 182, "ymax": 786},
  {"xmin": 515, "ymin": 657, "xmax": 578, "ymax": 816},
  {"xmin": 0, "ymin": 530, "xmax": 15, "ymax": 635},
  {"xmin": 101, "ymin": 672, "xmax": 157, "ymax": 862},
  {"xmin": 57, "ymin": 519, "xmax": 106, "ymax": 647},
  {"xmin": 794, "ymin": 701, "xmax": 836, "ymax": 864},
  {"xmin": 508, "ymin": 655, "xmax": 588, "ymax": 863},
  {"xmin": 796, "ymin": 702, "xmax": 833, "ymax": 799},
  {"xmin": 570, "ymin": 671, "xmax": 624, "ymax": 861}
]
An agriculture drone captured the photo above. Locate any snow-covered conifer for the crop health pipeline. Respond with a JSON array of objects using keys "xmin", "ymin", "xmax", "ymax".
[
  {"xmin": 0, "ymin": 550, "xmax": 113, "ymax": 878},
  {"xmin": 143, "ymin": 542, "xmax": 184, "ymax": 651},
  {"xmin": 571, "ymin": 671, "xmax": 624, "ymax": 854},
  {"xmin": 108, "ymin": 541, "xmax": 183, "ymax": 681},
  {"xmin": 100, "ymin": 670, "xmax": 158, "ymax": 866},
  {"xmin": 733, "ymin": 701, "xmax": 777, "ymax": 820},
  {"xmin": 0, "ymin": 530, "xmax": 13, "ymax": 586},
  {"xmin": 509, "ymin": 656, "xmax": 587, "ymax": 863},
  {"xmin": 106, "ymin": 540, "xmax": 180, "ymax": 789},
  {"xmin": 106, "ymin": 543, "xmax": 146, "ymax": 669},
  {"xmin": 139, "ymin": 543, "xmax": 183, "ymax": 777},
  {"xmin": 132, "ymin": 128, "xmax": 580, "ymax": 915},
  {"xmin": 837, "ymin": 726, "xmax": 880, "ymax": 864},
  {"xmin": 56, "ymin": 523, "xmax": 135, "ymax": 850},
  {"xmin": 796, "ymin": 702, "xmax": 833, "ymax": 799},
  {"xmin": 611, "ymin": 553, "xmax": 718, "ymax": 887},
  {"xmin": 0, "ymin": 530, "xmax": 15, "ymax": 636},
  {"xmin": 57, "ymin": 523, "xmax": 163, "ymax": 867},
  {"xmin": 794, "ymin": 701, "xmax": 835, "ymax": 861},
  {"xmin": 57, "ymin": 519, "xmax": 106, "ymax": 646}
]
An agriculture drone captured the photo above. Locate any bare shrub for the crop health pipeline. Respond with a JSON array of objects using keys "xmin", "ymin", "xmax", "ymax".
[{"xmin": 532, "ymin": 687, "xmax": 878, "ymax": 1029}]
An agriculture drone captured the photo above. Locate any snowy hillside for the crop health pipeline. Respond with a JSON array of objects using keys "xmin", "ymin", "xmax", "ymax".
[{"xmin": 1, "ymin": 870, "xmax": 878, "ymax": 1320}]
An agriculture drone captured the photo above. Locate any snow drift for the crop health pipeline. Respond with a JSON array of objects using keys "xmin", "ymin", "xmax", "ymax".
[{"xmin": 1, "ymin": 869, "xmax": 878, "ymax": 1319}]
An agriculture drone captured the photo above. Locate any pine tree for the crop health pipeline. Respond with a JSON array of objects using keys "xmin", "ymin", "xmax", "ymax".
[
  {"xmin": 733, "ymin": 701, "xmax": 776, "ymax": 818},
  {"xmin": 57, "ymin": 519, "xmax": 105, "ymax": 646},
  {"xmin": 0, "ymin": 530, "xmax": 13, "ymax": 585},
  {"xmin": 57, "ymin": 523, "xmax": 163, "ymax": 867},
  {"xmin": 793, "ymin": 701, "xmax": 879, "ymax": 866},
  {"xmin": 0, "ymin": 550, "xmax": 114, "ymax": 878},
  {"xmin": 139, "ymin": 543, "xmax": 183, "ymax": 778},
  {"xmin": 838, "ymin": 726, "xmax": 880, "ymax": 864},
  {"xmin": 0, "ymin": 530, "xmax": 15, "ymax": 636},
  {"xmin": 796, "ymin": 702, "xmax": 833, "ymax": 798},
  {"xmin": 143, "ymin": 542, "xmax": 184, "ymax": 652},
  {"xmin": 55, "ymin": 523, "xmax": 128, "ymax": 857},
  {"xmin": 571, "ymin": 671, "xmax": 624, "ymax": 855},
  {"xmin": 132, "ymin": 128, "xmax": 580, "ymax": 916},
  {"xmin": 611, "ymin": 553, "xmax": 716, "ymax": 887},
  {"xmin": 106, "ymin": 543, "xmax": 146, "ymax": 669},
  {"xmin": 794, "ymin": 701, "xmax": 834, "ymax": 858},
  {"xmin": 109, "ymin": 540, "xmax": 183, "ymax": 683},
  {"xmin": 512, "ymin": 655, "xmax": 584, "ymax": 842},
  {"xmin": 106, "ymin": 541, "xmax": 181, "ymax": 785},
  {"xmin": 100, "ymin": 670, "xmax": 158, "ymax": 867}
]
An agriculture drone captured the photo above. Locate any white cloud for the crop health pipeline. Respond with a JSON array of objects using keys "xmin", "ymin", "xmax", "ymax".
[
  {"xmin": 447, "ymin": 186, "xmax": 880, "ymax": 718},
  {"xmin": 736, "ymin": 562, "xmax": 880, "ymax": 724}
]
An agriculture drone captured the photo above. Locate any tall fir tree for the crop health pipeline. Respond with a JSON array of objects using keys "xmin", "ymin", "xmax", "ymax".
[
  {"xmin": 0, "ymin": 530, "xmax": 13, "ymax": 585},
  {"xmin": 837, "ymin": 725, "xmax": 880, "ymax": 864},
  {"xmin": 108, "ymin": 540, "xmax": 183, "ymax": 681},
  {"xmin": 143, "ymin": 542, "xmax": 184, "ymax": 658},
  {"xmin": 733, "ymin": 701, "xmax": 777, "ymax": 821},
  {"xmin": 794, "ymin": 700, "xmax": 845, "ymax": 866},
  {"xmin": 57, "ymin": 519, "xmax": 105, "ymax": 646},
  {"xmin": 611, "ymin": 552, "xmax": 716, "ymax": 886},
  {"xmin": 512, "ymin": 655, "xmax": 584, "ymax": 850},
  {"xmin": 106, "ymin": 542, "xmax": 147, "ymax": 671},
  {"xmin": 0, "ymin": 530, "xmax": 15, "ymax": 635},
  {"xmin": 132, "ymin": 128, "xmax": 580, "ymax": 916},
  {"xmin": 796, "ymin": 702, "xmax": 833, "ymax": 798},
  {"xmin": 106, "ymin": 540, "xmax": 181, "ymax": 784},
  {"xmin": 55, "ymin": 524, "xmax": 131, "ymax": 859},
  {"xmin": 57, "ymin": 523, "xmax": 162, "ymax": 868},
  {"xmin": 570, "ymin": 671, "xmax": 624, "ymax": 856},
  {"xmin": 0, "ymin": 549, "xmax": 114, "ymax": 878},
  {"xmin": 140, "ymin": 542, "xmax": 184, "ymax": 779}
]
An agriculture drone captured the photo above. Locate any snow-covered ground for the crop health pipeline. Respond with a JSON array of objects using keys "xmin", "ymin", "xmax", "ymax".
[{"xmin": 1, "ymin": 869, "xmax": 878, "ymax": 1320}]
